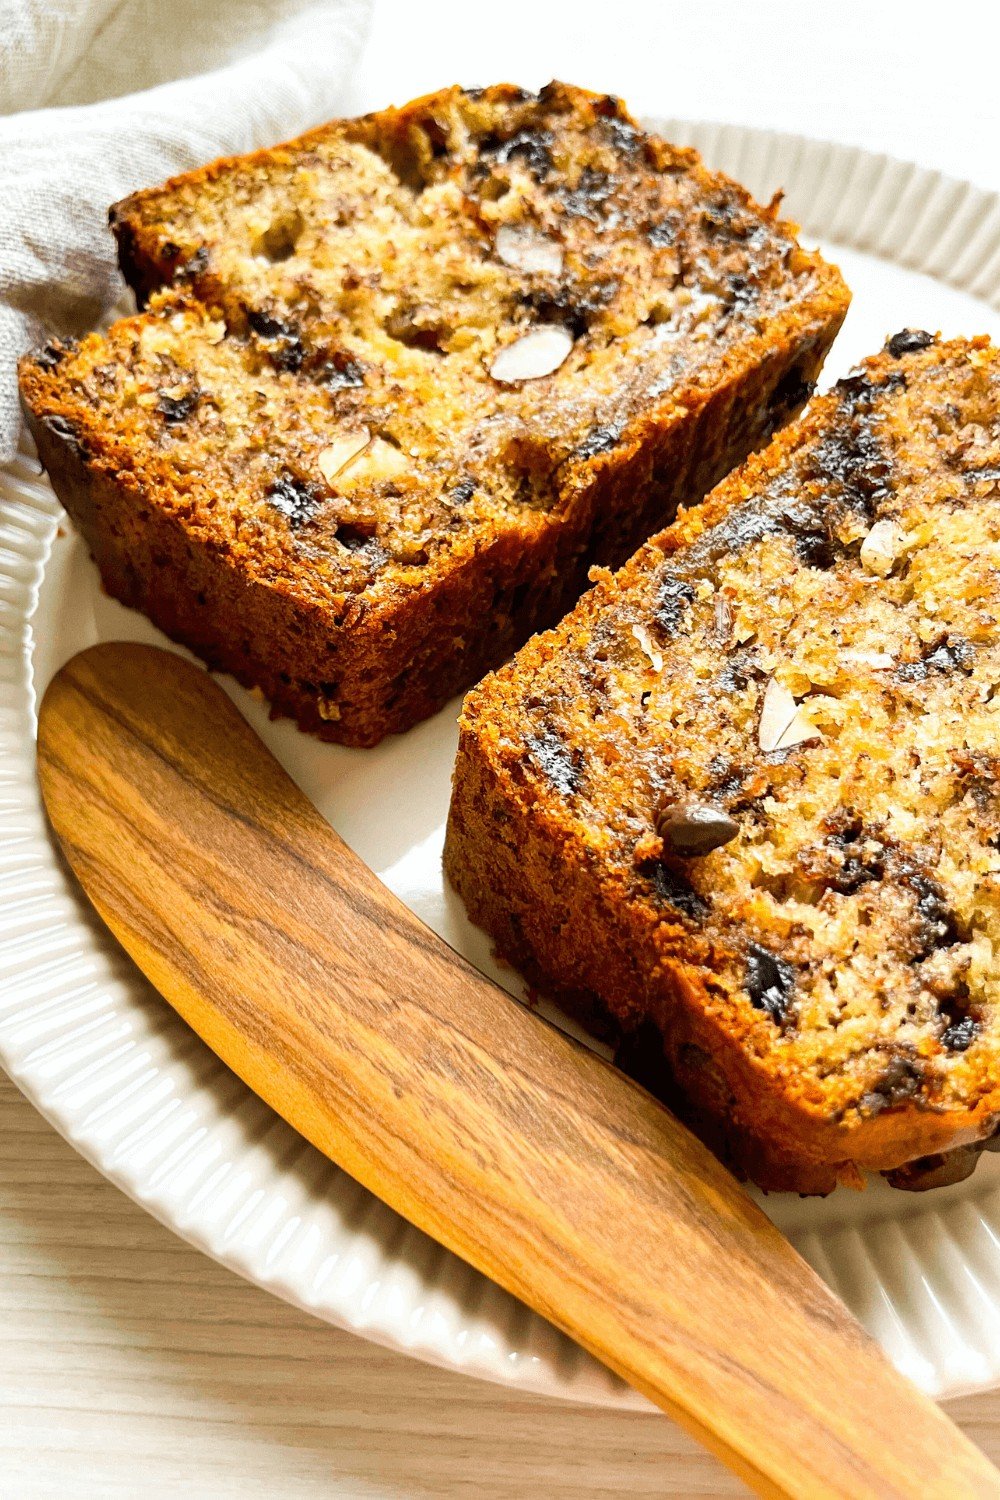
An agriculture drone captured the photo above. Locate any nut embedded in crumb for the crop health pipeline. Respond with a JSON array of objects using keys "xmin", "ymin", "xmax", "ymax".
[
  {"xmin": 495, "ymin": 225, "xmax": 564, "ymax": 276},
  {"xmin": 860, "ymin": 518, "xmax": 907, "ymax": 577},
  {"xmin": 714, "ymin": 592, "xmax": 733, "ymax": 644},
  {"xmin": 631, "ymin": 622, "xmax": 663, "ymax": 672},
  {"xmin": 489, "ymin": 325, "xmax": 573, "ymax": 383},
  {"xmin": 317, "ymin": 427, "xmax": 371, "ymax": 485},
  {"xmin": 840, "ymin": 647, "xmax": 895, "ymax": 670},
  {"xmin": 758, "ymin": 677, "xmax": 822, "ymax": 753}
]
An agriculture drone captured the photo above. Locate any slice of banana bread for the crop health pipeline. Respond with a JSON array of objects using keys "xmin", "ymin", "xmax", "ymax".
[
  {"xmin": 445, "ymin": 333, "xmax": 1000, "ymax": 1194},
  {"xmin": 21, "ymin": 82, "xmax": 848, "ymax": 745}
]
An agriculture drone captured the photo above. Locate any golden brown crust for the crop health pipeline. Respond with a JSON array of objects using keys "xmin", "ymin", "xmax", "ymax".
[
  {"xmin": 25, "ymin": 82, "xmax": 848, "ymax": 745},
  {"xmin": 445, "ymin": 334, "xmax": 1000, "ymax": 1193},
  {"xmin": 21, "ymin": 313, "xmax": 841, "ymax": 745}
]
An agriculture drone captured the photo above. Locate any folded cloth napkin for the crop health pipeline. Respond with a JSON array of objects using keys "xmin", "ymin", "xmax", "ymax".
[{"xmin": 0, "ymin": 0, "xmax": 372, "ymax": 461}]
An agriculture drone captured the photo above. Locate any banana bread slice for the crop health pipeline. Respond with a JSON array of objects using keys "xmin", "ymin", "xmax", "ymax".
[
  {"xmin": 22, "ymin": 82, "xmax": 848, "ymax": 746},
  {"xmin": 445, "ymin": 332, "xmax": 1000, "ymax": 1194}
]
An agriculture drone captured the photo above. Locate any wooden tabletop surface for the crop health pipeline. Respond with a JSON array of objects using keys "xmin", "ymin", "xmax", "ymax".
[
  {"xmin": 3, "ymin": 1071, "xmax": 1000, "ymax": 1498},
  {"xmin": 8, "ymin": 4, "xmax": 1000, "ymax": 1495}
]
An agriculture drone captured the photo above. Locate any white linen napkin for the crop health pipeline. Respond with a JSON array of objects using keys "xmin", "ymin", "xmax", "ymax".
[{"xmin": 0, "ymin": 0, "xmax": 372, "ymax": 460}]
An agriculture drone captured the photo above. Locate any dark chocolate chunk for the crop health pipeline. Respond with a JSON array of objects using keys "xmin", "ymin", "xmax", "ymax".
[
  {"xmin": 523, "ymin": 277, "xmax": 617, "ymax": 339},
  {"xmin": 805, "ymin": 370, "xmax": 904, "ymax": 521},
  {"xmin": 941, "ymin": 1015, "xmax": 979, "ymax": 1053},
  {"xmin": 725, "ymin": 274, "xmax": 758, "ymax": 317},
  {"xmin": 178, "ymin": 245, "xmax": 209, "ymax": 279},
  {"xmin": 348, "ymin": 536, "xmax": 390, "ymax": 572},
  {"xmin": 465, "ymin": 85, "xmax": 535, "ymax": 104},
  {"xmin": 781, "ymin": 498, "xmax": 841, "ymax": 570},
  {"xmin": 705, "ymin": 757, "xmax": 752, "ymax": 805},
  {"xmin": 480, "ymin": 127, "xmax": 554, "ymax": 179},
  {"xmin": 819, "ymin": 813, "xmax": 884, "ymax": 892},
  {"xmin": 320, "ymin": 357, "xmax": 365, "ymax": 390},
  {"xmin": 715, "ymin": 647, "xmax": 765, "ymax": 696},
  {"xmin": 573, "ymin": 423, "xmax": 622, "ymax": 461},
  {"xmin": 35, "ymin": 342, "xmax": 66, "ymax": 372},
  {"xmin": 745, "ymin": 943, "xmax": 795, "ymax": 1024},
  {"xmin": 700, "ymin": 195, "xmax": 744, "ymax": 237},
  {"xmin": 824, "ymin": 810, "xmax": 865, "ymax": 846},
  {"xmin": 897, "ymin": 636, "xmax": 975, "ymax": 682},
  {"xmin": 885, "ymin": 329, "xmax": 935, "ymax": 359},
  {"xmin": 925, "ymin": 639, "xmax": 975, "ymax": 674},
  {"xmin": 335, "ymin": 520, "xmax": 378, "ymax": 548},
  {"xmin": 864, "ymin": 1052, "xmax": 925, "ymax": 1109},
  {"xmin": 653, "ymin": 575, "xmax": 695, "ymax": 637},
  {"xmin": 684, "ymin": 502, "xmax": 786, "ymax": 573},
  {"xmin": 647, "ymin": 217, "xmax": 678, "ymax": 248},
  {"xmin": 248, "ymin": 310, "xmax": 306, "ymax": 371},
  {"xmin": 960, "ymin": 464, "xmax": 1000, "ymax": 486},
  {"xmin": 265, "ymin": 475, "xmax": 321, "ymax": 527},
  {"xmin": 830, "ymin": 856, "xmax": 878, "ymax": 895},
  {"xmin": 833, "ymin": 370, "xmax": 875, "ymax": 402},
  {"xmin": 248, "ymin": 309, "xmax": 293, "ymax": 340},
  {"xmin": 603, "ymin": 115, "xmax": 640, "ymax": 156},
  {"xmin": 656, "ymin": 801, "xmax": 739, "ymax": 856},
  {"xmin": 839, "ymin": 367, "xmax": 907, "ymax": 401},
  {"xmin": 793, "ymin": 528, "xmax": 837, "ymax": 569},
  {"xmin": 270, "ymin": 335, "xmax": 305, "ymax": 372},
  {"xmin": 646, "ymin": 860, "xmax": 709, "ymax": 920},
  {"xmin": 953, "ymin": 750, "xmax": 1000, "ymax": 813},
  {"xmin": 447, "ymin": 477, "xmax": 476, "ymax": 507},
  {"xmin": 527, "ymin": 730, "xmax": 582, "ymax": 796},
  {"xmin": 157, "ymin": 389, "xmax": 200, "ymax": 424},
  {"xmin": 894, "ymin": 658, "xmax": 928, "ymax": 684},
  {"xmin": 903, "ymin": 868, "xmax": 962, "ymax": 956},
  {"xmin": 560, "ymin": 167, "xmax": 612, "ymax": 221},
  {"xmin": 884, "ymin": 1145, "xmax": 980, "ymax": 1191}
]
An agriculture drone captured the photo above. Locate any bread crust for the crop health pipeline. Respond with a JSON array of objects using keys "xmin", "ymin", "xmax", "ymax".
[
  {"xmin": 25, "ymin": 301, "xmax": 842, "ymax": 746},
  {"xmin": 445, "ymin": 336, "xmax": 1000, "ymax": 1192},
  {"xmin": 24, "ymin": 82, "xmax": 848, "ymax": 745},
  {"xmin": 446, "ymin": 726, "xmax": 999, "ymax": 1194}
]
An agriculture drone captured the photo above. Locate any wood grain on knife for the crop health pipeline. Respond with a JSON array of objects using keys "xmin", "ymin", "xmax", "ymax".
[{"xmin": 36, "ymin": 643, "xmax": 1000, "ymax": 1498}]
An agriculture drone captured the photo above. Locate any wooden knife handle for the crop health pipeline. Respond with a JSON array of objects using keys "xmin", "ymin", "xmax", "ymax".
[{"xmin": 36, "ymin": 643, "xmax": 1000, "ymax": 1499}]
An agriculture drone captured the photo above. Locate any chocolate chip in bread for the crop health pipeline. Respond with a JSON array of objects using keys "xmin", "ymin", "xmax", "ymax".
[
  {"xmin": 21, "ymin": 82, "xmax": 848, "ymax": 744},
  {"xmin": 445, "ymin": 334, "xmax": 1000, "ymax": 1193}
]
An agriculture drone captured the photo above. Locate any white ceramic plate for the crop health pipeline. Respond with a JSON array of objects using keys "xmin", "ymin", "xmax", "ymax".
[{"xmin": 5, "ymin": 122, "xmax": 1000, "ymax": 1410}]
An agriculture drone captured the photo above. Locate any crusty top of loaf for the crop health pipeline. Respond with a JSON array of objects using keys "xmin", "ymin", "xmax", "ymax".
[
  {"xmin": 460, "ymin": 334, "xmax": 1000, "ymax": 1132},
  {"xmin": 20, "ymin": 83, "xmax": 847, "ymax": 615}
]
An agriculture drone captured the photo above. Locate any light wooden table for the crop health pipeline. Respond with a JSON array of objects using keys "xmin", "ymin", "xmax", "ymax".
[
  {"xmin": 7, "ymin": 3, "xmax": 1000, "ymax": 1494},
  {"xmin": 2, "ymin": 1071, "xmax": 999, "ymax": 1498}
]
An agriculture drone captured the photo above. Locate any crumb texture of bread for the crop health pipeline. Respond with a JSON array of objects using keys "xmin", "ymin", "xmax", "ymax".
[
  {"xmin": 445, "ymin": 335, "xmax": 1000, "ymax": 1193},
  {"xmin": 22, "ymin": 82, "xmax": 847, "ymax": 745}
]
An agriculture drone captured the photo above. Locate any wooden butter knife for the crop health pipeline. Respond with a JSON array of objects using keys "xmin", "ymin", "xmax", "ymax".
[{"xmin": 35, "ymin": 642, "xmax": 1000, "ymax": 1499}]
